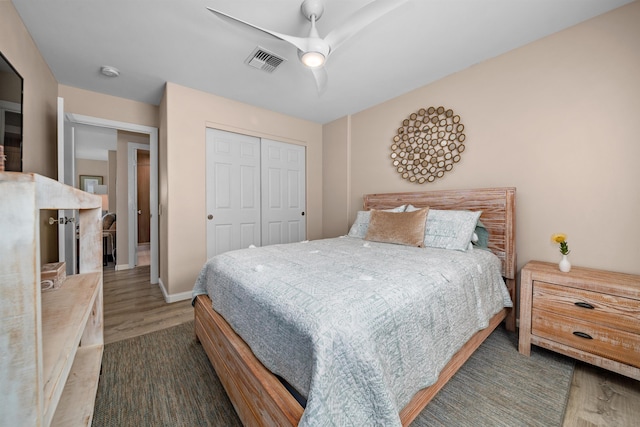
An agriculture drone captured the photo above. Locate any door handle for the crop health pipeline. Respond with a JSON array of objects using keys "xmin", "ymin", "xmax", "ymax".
[
  {"xmin": 49, "ymin": 217, "xmax": 75, "ymax": 225},
  {"xmin": 138, "ymin": 210, "xmax": 142, "ymax": 215},
  {"xmin": 207, "ymin": 214, "xmax": 214, "ymax": 220},
  {"xmin": 301, "ymin": 212, "xmax": 305, "ymax": 216}
]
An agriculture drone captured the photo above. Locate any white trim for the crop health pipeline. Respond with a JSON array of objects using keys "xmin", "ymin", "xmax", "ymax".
[
  {"xmin": 0, "ymin": 100, "xmax": 21, "ymax": 111},
  {"xmin": 64, "ymin": 113, "xmax": 159, "ymax": 284},
  {"xmin": 128, "ymin": 142, "xmax": 149, "ymax": 270},
  {"xmin": 346, "ymin": 115, "xmax": 352, "ymax": 229},
  {"xmin": 157, "ymin": 278, "xmax": 192, "ymax": 303},
  {"xmin": 57, "ymin": 98, "xmax": 65, "ymax": 263},
  {"xmin": 57, "ymin": 98, "xmax": 79, "ymax": 275},
  {"xmin": 158, "ymin": 277, "xmax": 167, "ymax": 298},
  {"xmin": 115, "ymin": 263, "xmax": 131, "ymax": 271}
]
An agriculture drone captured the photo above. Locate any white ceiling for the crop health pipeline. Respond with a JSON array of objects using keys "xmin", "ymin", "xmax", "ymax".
[
  {"xmin": 11, "ymin": 0, "xmax": 633, "ymax": 124},
  {"xmin": 73, "ymin": 123, "xmax": 117, "ymax": 161}
]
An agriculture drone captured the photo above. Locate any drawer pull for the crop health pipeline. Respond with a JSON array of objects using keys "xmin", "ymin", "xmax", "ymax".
[
  {"xmin": 572, "ymin": 331, "xmax": 593, "ymax": 340},
  {"xmin": 574, "ymin": 301, "xmax": 594, "ymax": 309}
]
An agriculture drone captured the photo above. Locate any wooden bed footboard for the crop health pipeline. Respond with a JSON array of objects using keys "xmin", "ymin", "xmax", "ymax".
[
  {"xmin": 194, "ymin": 295, "xmax": 302, "ymax": 427},
  {"xmin": 195, "ymin": 294, "xmax": 507, "ymax": 427}
]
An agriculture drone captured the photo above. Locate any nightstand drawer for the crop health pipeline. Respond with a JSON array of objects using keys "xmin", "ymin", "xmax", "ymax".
[
  {"xmin": 532, "ymin": 281, "xmax": 640, "ymax": 334},
  {"xmin": 532, "ymin": 308, "xmax": 640, "ymax": 368}
]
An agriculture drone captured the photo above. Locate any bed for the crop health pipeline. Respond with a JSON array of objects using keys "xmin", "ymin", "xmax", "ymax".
[{"xmin": 193, "ymin": 187, "xmax": 516, "ymax": 426}]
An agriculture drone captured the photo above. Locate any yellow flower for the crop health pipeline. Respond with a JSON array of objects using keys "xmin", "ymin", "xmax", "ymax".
[
  {"xmin": 551, "ymin": 233, "xmax": 570, "ymax": 255},
  {"xmin": 551, "ymin": 233, "xmax": 566, "ymax": 244}
]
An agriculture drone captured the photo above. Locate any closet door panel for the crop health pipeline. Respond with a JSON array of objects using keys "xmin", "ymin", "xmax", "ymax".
[
  {"xmin": 206, "ymin": 129, "xmax": 261, "ymax": 258},
  {"xmin": 261, "ymin": 139, "xmax": 306, "ymax": 246},
  {"xmin": 214, "ymin": 224, "xmax": 233, "ymax": 255},
  {"xmin": 206, "ymin": 130, "xmax": 306, "ymax": 258}
]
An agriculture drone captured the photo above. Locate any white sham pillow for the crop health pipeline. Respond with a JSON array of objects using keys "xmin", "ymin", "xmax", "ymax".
[
  {"xmin": 347, "ymin": 205, "xmax": 406, "ymax": 238},
  {"xmin": 406, "ymin": 205, "xmax": 481, "ymax": 251}
]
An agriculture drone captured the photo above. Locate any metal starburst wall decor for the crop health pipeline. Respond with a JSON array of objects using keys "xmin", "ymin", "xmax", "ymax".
[{"xmin": 390, "ymin": 106, "xmax": 466, "ymax": 183}]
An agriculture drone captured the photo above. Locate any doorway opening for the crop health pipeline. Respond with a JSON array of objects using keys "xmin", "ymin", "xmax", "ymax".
[{"xmin": 60, "ymin": 107, "xmax": 159, "ymax": 284}]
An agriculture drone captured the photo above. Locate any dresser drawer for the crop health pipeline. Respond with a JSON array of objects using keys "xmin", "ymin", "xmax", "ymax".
[
  {"xmin": 532, "ymin": 308, "xmax": 640, "ymax": 368},
  {"xmin": 532, "ymin": 281, "xmax": 640, "ymax": 334}
]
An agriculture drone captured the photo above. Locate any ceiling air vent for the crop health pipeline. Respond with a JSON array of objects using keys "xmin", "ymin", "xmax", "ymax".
[{"xmin": 245, "ymin": 47, "xmax": 285, "ymax": 73}]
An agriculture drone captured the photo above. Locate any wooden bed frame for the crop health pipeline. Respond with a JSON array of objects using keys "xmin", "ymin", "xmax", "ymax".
[{"xmin": 194, "ymin": 187, "xmax": 516, "ymax": 426}]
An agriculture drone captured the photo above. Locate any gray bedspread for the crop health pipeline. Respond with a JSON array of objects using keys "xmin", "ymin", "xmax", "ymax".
[{"xmin": 193, "ymin": 236, "xmax": 512, "ymax": 427}]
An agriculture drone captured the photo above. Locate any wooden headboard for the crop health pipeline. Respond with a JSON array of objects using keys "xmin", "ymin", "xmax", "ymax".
[
  {"xmin": 363, "ymin": 187, "xmax": 516, "ymax": 331},
  {"xmin": 363, "ymin": 187, "xmax": 516, "ymax": 280}
]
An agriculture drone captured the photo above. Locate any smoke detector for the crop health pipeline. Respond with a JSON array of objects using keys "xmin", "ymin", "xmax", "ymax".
[{"xmin": 100, "ymin": 66, "xmax": 120, "ymax": 77}]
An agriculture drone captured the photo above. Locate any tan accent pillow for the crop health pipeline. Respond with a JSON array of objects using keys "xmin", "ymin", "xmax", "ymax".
[{"xmin": 364, "ymin": 207, "xmax": 429, "ymax": 247}]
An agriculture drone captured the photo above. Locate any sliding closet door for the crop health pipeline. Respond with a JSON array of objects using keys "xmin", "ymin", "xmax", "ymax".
[
  {"xmin": 261, "ymin": 139, "xmax": 306, "ymax": 245},
  {"xmin": 206, "ymin": 129, "xmax": 261, "ymax": 258}
]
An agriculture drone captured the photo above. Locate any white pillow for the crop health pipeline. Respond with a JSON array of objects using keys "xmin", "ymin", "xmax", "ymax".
[
  {"xmin": 406, "ymin": 205, "xmax": 481, "ymax": 251},
  {"xmin": 347, "ymin": 205, "xmax": 406, "ymax": 238}
]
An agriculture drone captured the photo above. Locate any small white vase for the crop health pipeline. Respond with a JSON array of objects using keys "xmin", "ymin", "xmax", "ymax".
[{"xmin": 559, "ymin": 254, "xmax": 571, "ymax": 272}]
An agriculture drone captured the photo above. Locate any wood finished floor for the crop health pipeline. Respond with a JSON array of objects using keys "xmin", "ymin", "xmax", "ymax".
[
  {"xmin": 103, "ymin": 266, "xmax": 640, "ymax": 426},
  {"xmin": 103, "ymin": 265, "xmax": 192, "ymax": 344},
  {"xmin": 563, "ymin": 363, "xmax": 640, "ymax": 427}
]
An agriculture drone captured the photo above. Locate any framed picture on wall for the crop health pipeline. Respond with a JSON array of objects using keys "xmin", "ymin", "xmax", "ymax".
[{"xmin": 80, "ymin": 175, "xmax": 103, "ymax": 193}]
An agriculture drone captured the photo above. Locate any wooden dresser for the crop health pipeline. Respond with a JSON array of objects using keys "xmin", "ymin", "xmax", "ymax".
[
  {"xmin": 519, "ymin": 261, "xmax": 640, "ymax": 380},
  {"xmin": 0, "ymin": 173, "xmax": 104, "ymax": 427}
]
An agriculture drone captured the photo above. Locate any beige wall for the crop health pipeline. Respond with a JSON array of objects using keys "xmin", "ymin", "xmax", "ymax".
[
  {"xmin": 59, "ymin": 85, "xmax": 159, "ymax": 128},
  {"xmin": 108, "ymin": 150, "xmax": 117, "ymax": 212},
  {"xmin": 1, "ymin": 0, "xmax": 60, "ymax": 263},
  {"xmin": 0, "ymin": 1, "xmax": 58, "ymax": 177},
  {"xmin": 323, "ymin": 2, "xmax": 640, "ymax": 276},
  {"xmin": 0, "ymin": 70, "xmax": 22, "ymax": 103},
  {"xmin": 161, "ymin": 82, "xmax": 323, "ymax": 296},
  {"xmin": 322, "ymin": 115, "xmax": 350, "ymax": 238},
  {"xmin": 159, "ymin": 90, "xmax": 169, "ymax": 291},
  {"xmin": 76, "ymin": 159, "xmax": 108, "ymax": 189}
]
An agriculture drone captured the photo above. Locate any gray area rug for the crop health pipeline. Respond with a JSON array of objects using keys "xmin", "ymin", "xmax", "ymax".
[{"xmin": 93, "ymin": 321, "xmax": 574, "ymax": 427}]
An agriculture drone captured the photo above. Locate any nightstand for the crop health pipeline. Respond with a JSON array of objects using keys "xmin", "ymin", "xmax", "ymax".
[{"xmin": 518, "ymin": 261, "xmax": 640, "ymax": 380}]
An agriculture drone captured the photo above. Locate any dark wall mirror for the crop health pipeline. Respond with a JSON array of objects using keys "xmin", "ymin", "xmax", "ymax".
[{"xmin": 0, "ymin": 52, "xmax": 24, "ymax": 172}]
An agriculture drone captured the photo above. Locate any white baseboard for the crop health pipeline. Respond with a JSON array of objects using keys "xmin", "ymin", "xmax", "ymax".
[
  {"xmin": 158, "ymin": 277, "xmax": 192, "ymax": 303},
  {"xmin": 114, "ymin": 263, "xmax": 130, "ymax": 271}
]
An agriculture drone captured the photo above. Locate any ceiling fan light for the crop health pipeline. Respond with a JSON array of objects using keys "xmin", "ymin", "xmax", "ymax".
[{"xmin": 300, "ymin": 51, "xmax": 325, "ymax": 68}]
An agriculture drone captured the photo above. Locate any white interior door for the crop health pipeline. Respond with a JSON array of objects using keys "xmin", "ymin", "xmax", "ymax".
[
  {"xmin": 206, "ymin": 129, "xmax": 261, "ymax": 258},
  {"xmin": 261, "ymin": 139, "xmax": 306, "ymax": 245},
  {"xmin": 127, "ymin": 142, "xmax": 149, "ymax": 267}
]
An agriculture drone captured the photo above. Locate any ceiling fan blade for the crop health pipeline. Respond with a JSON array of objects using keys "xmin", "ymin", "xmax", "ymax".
[
  {"xmin": 324, "ymin": 0, "xmax": 408, "ymax": 54},
  {"xmin": 311, "ymin": 66, "xmax": 328, "ymax": 94},
  {"xmin": 206, "ymin": 7, "xmax": 310, "ymax": 52}
]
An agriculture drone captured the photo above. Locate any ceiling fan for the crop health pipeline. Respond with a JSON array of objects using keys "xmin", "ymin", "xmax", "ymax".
[{"xmin": 207, "ymin": 0, "xmax": 408, "ymax": 93}]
